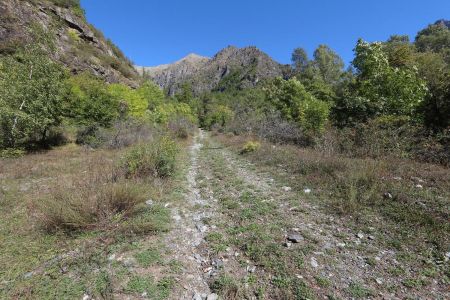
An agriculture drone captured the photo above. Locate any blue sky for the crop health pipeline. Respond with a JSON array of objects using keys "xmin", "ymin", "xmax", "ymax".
[{"xmin": 80, "ymin": 0, "xmax": 449, "ymax": 67}]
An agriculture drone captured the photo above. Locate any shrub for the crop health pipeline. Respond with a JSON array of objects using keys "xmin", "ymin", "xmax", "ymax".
[
  {"xmin": 240, "ymin": 141, "xmax": 261, "ymax": 154},
  {"xmin": 0, "ymin": 148, "xmax": 26, "ymax": 158},
  {"xmin": 75, "ymin": 120, "xmax": 155, "ymax": 149},
  {"xmin": 299, "ymin": 98, "xmax": 330, "ymax": 134},
  {"xmin": 167, "ymin": 117, "xmax": 195, "ymax": 139},
  {"xmin": 121, "ymin": 136, "xmax": 179, "ymax": 178}
]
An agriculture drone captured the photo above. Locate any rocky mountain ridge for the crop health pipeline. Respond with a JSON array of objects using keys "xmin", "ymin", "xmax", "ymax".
[
  {"xmin": 137, "ymin": 46, "xmax": 286, "ymax": 95},
  {"xmin": 0, "ymin": 0, "xmax": 138, "ymax": 86}
]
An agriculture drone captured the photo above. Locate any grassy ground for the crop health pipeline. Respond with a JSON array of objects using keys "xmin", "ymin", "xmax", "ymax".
[{"xmin": 0, "ymin": 138, "xmax": 190, "ymax": 299}]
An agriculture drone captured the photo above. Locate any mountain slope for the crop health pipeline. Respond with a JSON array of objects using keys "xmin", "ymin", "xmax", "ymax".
[
  {"xmin": 139, "ymin": 46, "xmax": 285, "ymax": 95},
  {"xmin": 0, "ymin": 0, "xmax": 138, "ymax": 86},
  {"xmin": 136, "ymin": 53, "xmax": 210, "ymax": 94}
]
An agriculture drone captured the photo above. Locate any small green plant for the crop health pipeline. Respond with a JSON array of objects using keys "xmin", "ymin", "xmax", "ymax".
[
  {"xmin": 315, "ymin": 275, "xmax": 331, "ymax": 288},
  {"xmin": 347, "ymin": 282, "xmax": 373, "ymax": 298},
  {"xmin": 240, "ymin": 141, "xmax": 261, "ymax": 154},
  {"xmin": 135, "ymin": 248, "xmax": 162, "ymax": 267},
  {"xmin": 67, "ymin": 28, "xmax": 81, "ymax": 43}
]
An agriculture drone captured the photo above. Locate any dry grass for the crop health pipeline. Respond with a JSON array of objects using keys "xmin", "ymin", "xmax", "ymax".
[
  {"xmin": 34, "ymin": 180, "xmax": 147, "ymax": 232},
  {"xmin": 217, "ymin": 134, "xmax": 450, "ymax": 251}
]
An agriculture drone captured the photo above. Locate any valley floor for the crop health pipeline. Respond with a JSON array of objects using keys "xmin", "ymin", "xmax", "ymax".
[{"xmin": 0, "ymin": 130, "xmax": 448, "ymax": 299}]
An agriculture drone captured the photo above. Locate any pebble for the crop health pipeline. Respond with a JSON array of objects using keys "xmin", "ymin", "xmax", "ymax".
[
  {"xmin": 310, "ymin": 257, "xmax": 319, "ymax": 268},
  {"xmin": 108, "ymin": 254, "xmax": 116, "ymax": 261},
  {"xmin": 368, "ymin": 235, "xmax": 375, "ymax": 240},
  {"xmin": 415, "ymin": 184, "xmax": 423, "ymax": 189},
  {"xmin": 383, "ymin": 192, "xmax": 393, "ymax": 199},
  {"xmin": 284, "ymin": 241, "xmax": 292, "ymax": 248},
  {"xmin": 337, "ymin": 243, "xmax": 346, "ymax": 248},
  {"xmin": 145, "ymin": 199, "xmax": 154, "ymax": 206},
  {"xmin": 356, "ymin": 232, "xmax": 364, "ymax": 239},
  {"xmin": 141, "ymin": 291, "xmax": 148, "ymax": 297},
  {"xmin": 82, "ymin": 294, "xmax": 91, "ymax": 300},
  {"xmin": 196, "ymin": 223, "xmax": 208, "ymax": 233},
  {"xmin": 247, "ymin": 265, "xmax": 256, "ymax": 273},
  {"xmin": 192, "ymin": 293, "xmax": 203, "ymax": 300},
  {"xmin": 282, "ymin": 186, "xmax": 292, "ymax": 192},
  {"xmin": 287, "ymin": 233, "xmax": 304, "ymax": 243},
  {"xmin": 207, "ymin": 293, "xmax": 219, "ymax": 300},
  {"xmin": 375, "ymin": 278, "xmax": 383, "ymax": 285}
]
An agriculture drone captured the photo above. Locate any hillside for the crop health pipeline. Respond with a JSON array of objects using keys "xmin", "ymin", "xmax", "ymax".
[
  {"xmin": 0, "ymin": 0, "xmax": 138, "ymax": 86},
  {"xmin": 138, "ymin": 46, "xmax": 286, "ymax": 94}
]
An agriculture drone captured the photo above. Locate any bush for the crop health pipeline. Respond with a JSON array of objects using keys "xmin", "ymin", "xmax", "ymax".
[
  {"xmin": 299, "ymin": 98, "xmax": 330, "ymax": 134},
  {"xmin": 167, "ymin": 117, "xmax": 195, "ymax": 139},
  {"xmin": 0, "ymin": 148, "xmax": 26, "ymax": 158},
  {"xmin": 121, "ymin": 136, "xmax": 179, "ymax": 178},
  {"xmin": 76, "ymin": 120, "xmax": 156, "ymax": 149},
  {"xmin": 240, "ymin": 141, "xmax": 261, "ymax": 154}
]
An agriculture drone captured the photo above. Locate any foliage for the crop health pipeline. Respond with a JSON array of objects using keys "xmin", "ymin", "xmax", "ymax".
[
  {"xmin": 149, "ymin": 102, "xmax": 197, "ymax": 125},
  {"xmin": 137, "ymin": 81, "xmax": 165, "ymax": 110},
  {"xmin": 66, "ymin": 73, "xmax": 120, "ymax": 127},
  {"xmin": 415, "ymin": 22, "xmax": 450, "ymax": 57},
  {"xmin": 121, "ymin": 136, "xmax": 179, "ymax": 178},
  {"xmin": 298, "ymin": 98, "xmax": 330, "ymax": 134},
  {"xmin": 311, "ymin": 44, "xmax": 345, "ymax": 85},
  {"xmin": 264, "ymin": 77, "xmax": 329, "ymax": 134},
  {"xmin": 240, "ymin": 141, "xmax": 261, "ymax": 154},
  {"xmin": 291, "ymin": 48, "xmax": 309, "ymax": 73},
  {"xmin": 108, "ymin": 83, "xmax": 148, "ymax": 118},
  {"xmin": 334, "ymin": 39, "xmax": 427, "ymax": 124},
  {"xmin": 203, "ymin": 104, "xmax": 234, "ymax": 129},
  {"xmin": 0, "ymin": 45, "xmax": 68, "ymax": 149}
]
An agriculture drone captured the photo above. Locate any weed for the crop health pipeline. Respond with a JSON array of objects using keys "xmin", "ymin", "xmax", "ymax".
[
  {"xmin": 347, "ymin": 282, "xmax": 373, "ymax": 298},
  {"xmin": 135, "ymin": 248, "xmax": 162, "ymax": 267}
]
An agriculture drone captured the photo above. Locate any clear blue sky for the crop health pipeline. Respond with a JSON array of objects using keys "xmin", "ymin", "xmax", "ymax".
[{"xmin": 80, "ymin": 0, "xmax": 449, "ymax": 67}]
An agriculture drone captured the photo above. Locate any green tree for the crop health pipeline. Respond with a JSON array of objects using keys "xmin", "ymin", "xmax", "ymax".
[
  {"xmin": 291, "ymin": 48, "xmax": 309, "ymax": 73},
  {"xmin": 311, "ymin": 45, "xmax": 344, "ymax": 85},
  {"xmin": 108, "ymin": 83, "xmax": 148, "ymax": 118},
  {"xmin": 66, "ymin": 73, "xmax": 120, "ymax": 127},
  {"xmin": 0, "ymin": 46, "xmax": 68, "ymax": 148},
  {"xmin": 415, "ymin": 21, "xmax": 450, "ymax": 55},
  {"xmin": 137, "ymin": 81, "xmax": 165, "ymax": 110},
  {"xmin": 264, "ymin": 78, "xmax": 329, "ymax": 133},
  {"xmin": 335, "ymin": 39, "xmax": 427, "ymax": 124}
]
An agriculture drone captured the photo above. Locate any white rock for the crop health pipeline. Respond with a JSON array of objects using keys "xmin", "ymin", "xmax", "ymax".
[
  {"xmin": 192, "ymin": 293, "xmax": 202, "ymax": 300},
  {"xmin": 375, "ymin": 278, "xmax": 383, "ymax": 285},
  {"xmin": 357, "ymin": 233, "xmax": 364, "ymax": 239},
  {"xmin": 141, "ymin": 291, "xmax": 148, "ymax": 297},
  {"xmin": 145, "ymin": 199, "xmax": 154, "ymax": 206},
  {"xmin": 415, "ymin": 184, "xmax": 423, "ymax": 189},
  {"xmin": 108, "ymin": 254, "xmax": 116, "ymax": 261},
  {"xmin": 82, "ymin": 294, "xmax": 91, "ymax": 300},
  {"xmin": 207, "ymin": 293, "xmax": 219, "ymax": 300},
  {"xmin": 303, "ymin": 188, "xmax": 311, "ymax": 194},
  {"xmin": 282, "ymin": 186, "xmax": 292, "ymax": 192},
  {"xmin": 310, "ymin": 257, "xmax": 319, "ymax": 268},
  {"xmin": 337, "ymin": 243, "xmax": 346, "ymax": 248}
]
